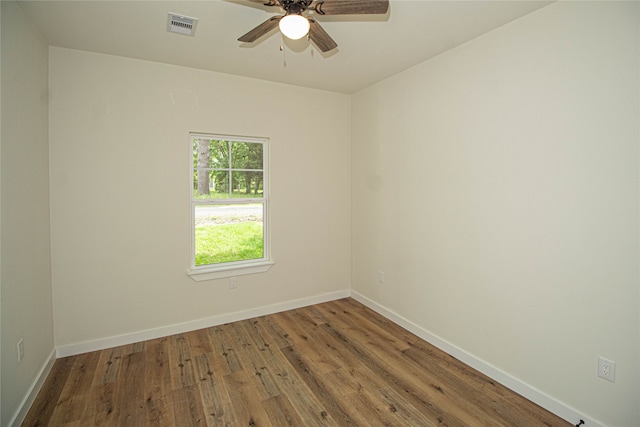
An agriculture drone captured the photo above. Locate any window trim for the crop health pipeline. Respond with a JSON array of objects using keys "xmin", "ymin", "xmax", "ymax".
[{"xmin": 188, "ymin": 133, "xmax": 273, "ymax": 281}]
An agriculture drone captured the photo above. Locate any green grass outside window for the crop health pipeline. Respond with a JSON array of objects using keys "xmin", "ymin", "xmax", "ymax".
[{"xmin": 195, "ymin": 222, "xmax": 264, "ymax": 265}]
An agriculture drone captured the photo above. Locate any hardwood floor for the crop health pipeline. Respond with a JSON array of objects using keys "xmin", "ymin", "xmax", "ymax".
[{"xmin": 23, "ymin": 298, "xmax": 571, "ymax": 426}]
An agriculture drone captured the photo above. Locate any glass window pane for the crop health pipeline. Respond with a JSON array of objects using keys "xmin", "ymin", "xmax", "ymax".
[
  {"xmin": 194, "ymin": 138, "xmax": 229, "ymax": 169},
  {"xmin": 231, "ymin": 171, "xmax": 263, "ymax": 198},
  {"xmin": 194, "ymin": 204, "xmax": 264, "ymax": 266},
  {"xmin": 194, "ymin": 170, "xmax": 231, "ymax": 199},
  {"xmin": 232, "ymin": 141, "xmax": 263, "ymax": 170},
  {"xmin": 209, "ymin": 140, "xmax": 230, "ymax": 169}
]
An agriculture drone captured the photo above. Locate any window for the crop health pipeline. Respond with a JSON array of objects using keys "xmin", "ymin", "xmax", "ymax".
[{"xmin": 188, "ymin": 133, "xmax": 272, "ymax": 281}]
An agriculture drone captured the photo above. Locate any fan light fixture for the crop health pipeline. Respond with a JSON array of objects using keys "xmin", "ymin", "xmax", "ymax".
[
  {"xmin": 279, "ymin": 14, "xmax": 310, "ymax": 40},
  {"xmin": 237, "ymin": 0, "xmax": 389, "ymax": 53}
]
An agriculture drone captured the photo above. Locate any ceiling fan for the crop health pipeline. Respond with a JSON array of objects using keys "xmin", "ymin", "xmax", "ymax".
[{"xmin": 238, "ymin": 0, "xmax": 389, "ymax": 52}]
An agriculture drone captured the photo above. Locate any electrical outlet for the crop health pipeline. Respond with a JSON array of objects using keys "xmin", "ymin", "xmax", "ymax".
[
  {"xmin": 378, "ymin": 271, "xmax": 385, "ymax": 284},
  {"xmin": 17, "ymin": 339, "xmax": 24, "ymax": 363},
  {"xmin": 598, "ymin": 356, "xmax": 616, "ymax": 382},
  {"xmin": 230, "ymin": 277, "xmax": 238, "ymax": 290}
]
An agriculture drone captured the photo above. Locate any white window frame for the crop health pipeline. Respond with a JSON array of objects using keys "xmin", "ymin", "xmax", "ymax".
[{"xmin": 188, "ymin": 133, "xmax": 273, "ymax": 281}]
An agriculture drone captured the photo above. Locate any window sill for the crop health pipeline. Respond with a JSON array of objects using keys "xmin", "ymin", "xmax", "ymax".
[{"xmin": 188, "ymin": 260, "xmax": 274, "ymax": 282}]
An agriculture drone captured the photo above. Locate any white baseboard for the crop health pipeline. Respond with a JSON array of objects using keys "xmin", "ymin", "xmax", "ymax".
[
  {"xmin": 349, "ymin": 290, "xmax": 604, "ymax": 427},
  {"xmin": 56, "ymin": 289, "xmax": 350, "ymax": 358},
  {"xmin": 9, "ymin": 348, "xmax": 56, "ymax": 427}
]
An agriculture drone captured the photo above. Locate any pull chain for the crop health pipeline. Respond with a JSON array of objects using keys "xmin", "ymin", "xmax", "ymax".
[{"xmin": 280, "ymin": 34, "xmax": 287, "ymax": 67}]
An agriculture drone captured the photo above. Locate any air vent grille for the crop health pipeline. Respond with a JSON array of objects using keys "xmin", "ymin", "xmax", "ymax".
[{"xmin": 167, "ymin": 13, "xmax": 198, "ymax": 36}]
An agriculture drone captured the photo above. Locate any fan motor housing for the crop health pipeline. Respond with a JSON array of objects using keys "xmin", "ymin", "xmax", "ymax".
[{"xmin": 280, "ymin": 0, "xmax": 313, "ymax": 15}]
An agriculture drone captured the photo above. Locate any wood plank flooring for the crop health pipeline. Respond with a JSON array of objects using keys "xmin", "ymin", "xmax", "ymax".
[{"xmin": 23, "ymin": 298, "xmax": 572, "ymax": 426}]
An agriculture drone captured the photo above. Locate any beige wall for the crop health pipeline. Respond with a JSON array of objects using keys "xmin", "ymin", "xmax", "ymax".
[
  {"xmin": 351, "ymin": 2, "xmax": 639, "ymax": 426},
  {"xmin": 1, "ymin": 1, "xmax": 54, "ymax": 425},
  {"xmin": 48, "ymin": 47, "xmax": 351, "ymax": 349},
  {"xmin": 5, "ymin": 1, "xmax": 640, "ymax": 425}
]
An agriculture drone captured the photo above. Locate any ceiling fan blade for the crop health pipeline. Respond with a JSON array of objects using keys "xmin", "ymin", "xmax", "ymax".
[
  {"xmin": 313, "ymin": 0, "xmax": 389, "ymax": 15},
  {"xmin": 308, "ymin": 19, "xmax": 337, "ymax": 53},
  {"xmin": 238, "ymin": 16, "xmax": 282, "ymax": 43}
]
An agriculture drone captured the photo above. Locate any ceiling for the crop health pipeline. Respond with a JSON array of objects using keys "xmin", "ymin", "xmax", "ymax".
[{"xmin": 18, "ymin": 0, "xmax": 553, "ymax": 94}]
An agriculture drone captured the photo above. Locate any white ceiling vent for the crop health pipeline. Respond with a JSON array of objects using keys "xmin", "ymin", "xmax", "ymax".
[{"xmin": 167, "ymin": 13, "xmax": 198, "ymax": 36}]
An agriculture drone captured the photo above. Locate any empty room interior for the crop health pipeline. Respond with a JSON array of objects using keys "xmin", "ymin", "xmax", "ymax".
[{"xmin": 1, "ymin": 0, "xmax": 639, "ymax": 426}]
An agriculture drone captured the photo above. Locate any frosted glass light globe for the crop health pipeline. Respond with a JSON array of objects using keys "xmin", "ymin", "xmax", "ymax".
[{"xmin": 279, "ymin": 14, "xmax": 310, "ymax": 40}]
